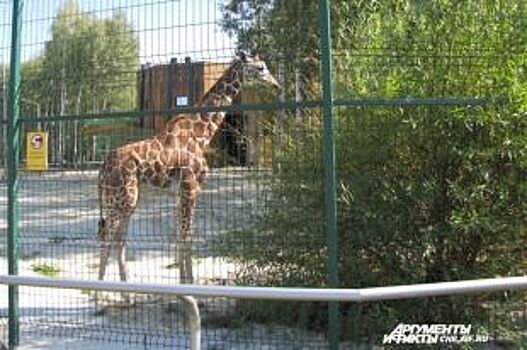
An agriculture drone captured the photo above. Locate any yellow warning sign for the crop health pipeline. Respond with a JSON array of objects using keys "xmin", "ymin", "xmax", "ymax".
[{"xmin": 26, "ymin": 132, "xmax": 48, "ymax": 171}]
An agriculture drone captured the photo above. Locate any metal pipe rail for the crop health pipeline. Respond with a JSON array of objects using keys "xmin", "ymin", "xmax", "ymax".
[
  {"xmin": 2, "ymin": 275, "xmax": 527, "ymax": 348},
  {"xmin": 2, "ymin": 275, "xmax": 527, "ymax": 301}
]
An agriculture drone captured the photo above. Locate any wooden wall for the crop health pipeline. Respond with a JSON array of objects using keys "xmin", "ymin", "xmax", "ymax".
[
  {"xmin": 137, "ymin": 58, "xmax": 229, "ymax": 131},
  {"xmin": 137, "ymin": 59, "xmax": 270, "ymax": 166}
]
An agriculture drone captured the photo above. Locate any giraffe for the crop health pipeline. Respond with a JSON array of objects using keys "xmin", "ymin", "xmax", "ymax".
[{"xmin": 96, "ymin": 51, "xmax": 278, "ymax": 289}]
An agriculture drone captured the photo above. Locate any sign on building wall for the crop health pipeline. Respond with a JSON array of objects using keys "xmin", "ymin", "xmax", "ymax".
[{"xmin": 26, "ymin": 132, "xmax": 48, "ymax": 171}]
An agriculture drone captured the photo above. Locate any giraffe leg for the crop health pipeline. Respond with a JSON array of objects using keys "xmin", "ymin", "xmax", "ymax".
[
  {"xmin": 116, "ymin": 240, "xmax": 128, "ymax": 282},
  {"xmin": 113, "ymin": 213, "xmax": 133, "ymax": 283},
  {"xmin": 97, "ymin": 191, "xmax": 137, "ymax": 306},
  {"xmin": 98, "ymin": 241, "xmax": 112, "ymax": 281},
  {"xmin": 116, "ymin": 237, "xmax": 133, "ymax": 306},
  {"xmin": 178, "ymin": 189, "xmax": 197, "ymax": 284},
  {"xmin": 95, "ymin": 216, "xmax": 117, "ymax": 308},
  {"xmin": 97, "ymin": 216, "xmax": 120, "ymax": 282},
  {"xmin": 177, "ymin": 163, "xmax": 208, "ymax": 284}
]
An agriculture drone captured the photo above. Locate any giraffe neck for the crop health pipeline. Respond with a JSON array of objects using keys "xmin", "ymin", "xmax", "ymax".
[
  {"xmin": 161, "ymin": 60, "xmax": 243, "ymax": 148},
  {"xmin": 198, "ymin": 60, "xmax": 243, "ymax": 131}
]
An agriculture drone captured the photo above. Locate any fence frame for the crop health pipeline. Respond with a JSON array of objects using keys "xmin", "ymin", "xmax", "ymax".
[
  {"xmin": 2, "ymin": 275, "xmax": 527, "ymax": 348},
  {"xmin": 6, "ymin": 0, "xmax": 23, "ymax": 347},
  {"xmin": 3, "ymin": 0, "xmax": 520, "ymax": 349}
]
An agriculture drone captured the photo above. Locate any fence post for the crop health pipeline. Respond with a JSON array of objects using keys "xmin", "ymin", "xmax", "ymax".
[
  {"xmin": 181, "ymin": 296, "xmax": 201, "ymax": 350},
  {"xmin": 319, "ymin": 0, "xmax": 339, "ymax": 348},
  {"xmin": 7, "ymin": 0, "xmax": 23, "ymax": 347}
]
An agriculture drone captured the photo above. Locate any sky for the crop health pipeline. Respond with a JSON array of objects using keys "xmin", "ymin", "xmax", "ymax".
[{"xmin": 0, "ymin": 0, "xmax": 236, "ymax": 66}]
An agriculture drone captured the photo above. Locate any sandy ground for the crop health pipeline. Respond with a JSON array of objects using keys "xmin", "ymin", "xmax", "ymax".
[{"xmin": 0, "ymin": 168, "xmax": 333, "ymax": 349}]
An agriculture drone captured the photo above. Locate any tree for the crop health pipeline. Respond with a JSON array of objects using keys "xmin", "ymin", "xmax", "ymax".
[
  {"xmin": 20, "ymin": 0, "xmax": 139, "ymax": 164},
  {"xmin": 220, "ymin": 0, "xmax": 527, "ymax": 343},
  {"xmin": 32, "ymin": 0, "xmax": 139, "ymax": 115}
]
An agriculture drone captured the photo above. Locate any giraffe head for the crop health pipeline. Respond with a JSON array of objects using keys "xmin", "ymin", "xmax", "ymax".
[{"xmin": 236, "ymin": 50, "xmax": 279, "ymax": 88}]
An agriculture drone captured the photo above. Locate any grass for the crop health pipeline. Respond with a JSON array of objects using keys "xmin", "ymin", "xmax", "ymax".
[{"xmin": 31, "ymin": 262, "xmax": 61, "ymax": 277}]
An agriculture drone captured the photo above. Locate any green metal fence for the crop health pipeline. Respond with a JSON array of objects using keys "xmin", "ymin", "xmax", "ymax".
[{"xmin": 1, "ymin": 0, "xmax": 526, "ymax": 349}]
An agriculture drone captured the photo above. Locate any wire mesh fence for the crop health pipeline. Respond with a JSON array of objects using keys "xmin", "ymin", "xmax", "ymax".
[{"xmin": 1, "ymin": 0, "xmax": 526, "ymax": 348}]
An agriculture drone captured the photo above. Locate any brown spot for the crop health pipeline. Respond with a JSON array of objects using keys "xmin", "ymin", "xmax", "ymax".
[
  {"xmin": 122, "ymin": 157, "xmax": 137, "ymax": 171},
  {"xmin": 108, "ymin": 170, "xmax": 124, "ymax": 187},
  {"xmin": 178, "ymin": 119, "xmax": 193, "ymax": 129},
  {"xmin": 147, "ymin": 150, "xmax": 158, "ymax": 161},
  {"xmin": 188, "ymin": 142, "xmax": 197, "ymax": 153},
  {"xmin": 164, "ymin": 134, "xmax": 176, "ymax": 148},
  {"xmin": 191, "ymin": 158, "xmax": 203, "ymax": 173},
  {"xmin": 154, "ymin": 161, "xmax": 163, "ymax": 173},
  {"xmin": 225, "ymin": 85, "xmax": 236, "ymax": 95},
  {"xmin": 216, "ymin": 84, "xmax": 226, "ymax": 95},
  {"xmin": 180, "ymin": 167, "xmax": 193, "ymax": 178},
  {"xmin": 207, "ymin": 124, "xmax": 217, "ymax": 134},
  {"xmin": 194, "ymin": 122, "xmax": 206, "ymax": 136},
  {"xmin": 166, "ymin": 117, "xmax": 184, "ymax": 132},
  {"xmin": 177, "ymin": 128, "xmax": 192, "ymax": 137},
  {"xmin": 144, "ymin": 168, "xmax": 154, "ymax": 179},
  {"xmin": 178, "ymin": 135, "xmax": 190, "ymax": 145},
  {"xmin": 181, "ymin": 178, "xmax": 199, "ymax": 191},
  {"xmin": 151, "ymin": 139, "xmax": 162, "ymax": 150},
  {"xmin": 139, "ymin": 143, "xmax": 149, "ymax": 157}
]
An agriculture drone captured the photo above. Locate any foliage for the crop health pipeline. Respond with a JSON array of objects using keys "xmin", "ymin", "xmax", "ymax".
[
  {"xmin": 15, "ymin": 0, "xmax": 140, "ymax": 165},
  {"xmin": 220, "ymin": 0, "xmax": 527, "ymax": 342},
  {"xmin": 24, "ymin": 0, "xmax": 139, "ymax": 116},
  {"xmin": 31, "ymin": 262, "xmax": 61, "ymax": 277}
]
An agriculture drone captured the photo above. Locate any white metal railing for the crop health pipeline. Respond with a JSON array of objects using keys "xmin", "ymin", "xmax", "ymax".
[{"xmin": 1, "ymin": 275, "xmax": 527, "ymax": 349}]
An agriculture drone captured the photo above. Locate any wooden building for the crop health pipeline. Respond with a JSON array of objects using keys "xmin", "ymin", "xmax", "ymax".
[
  {"xmin": 138, "ymin": 57, "xmax": 230, "ymax": 130},
  {"xmin": 137, "ymin": 58, "xmax": 271, "ymax": 166}
]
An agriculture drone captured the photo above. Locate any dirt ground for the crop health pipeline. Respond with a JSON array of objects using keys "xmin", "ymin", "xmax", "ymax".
[{"xmin": 0, "ymin": 168, "xmax": 330, "ymax": 349}]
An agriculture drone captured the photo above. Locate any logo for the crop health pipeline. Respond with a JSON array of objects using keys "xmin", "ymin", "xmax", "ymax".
[
  {"xmin": 31, "ymin": 134, "xmax": 43, "ymax": 149},
  {"xmin": 383, "ymin": 323, "xmax": 489, "ymax": 345}
]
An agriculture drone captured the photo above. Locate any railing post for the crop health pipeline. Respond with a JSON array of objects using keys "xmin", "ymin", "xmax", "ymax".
[
  {"xmin": 181, "ymin": 296, "xmax": 201, "ymax": 350},
  {"xmin": 319, "ymin": 0, "xmax": 339, "ymax": 349},
  {"xmin": 7, "ymin": 0, "xmax": 23, "ymax": 347}
]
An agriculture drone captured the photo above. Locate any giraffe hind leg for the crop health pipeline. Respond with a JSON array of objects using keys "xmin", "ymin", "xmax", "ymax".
[{"xmin": 116, "ymin": 227, "xmax": 134, "ymax": 306}]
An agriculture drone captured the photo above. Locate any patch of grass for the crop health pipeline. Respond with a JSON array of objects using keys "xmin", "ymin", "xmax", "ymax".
[{"xmin": 31, "ymin": 263, "xmax": 61, "ymax": 277}]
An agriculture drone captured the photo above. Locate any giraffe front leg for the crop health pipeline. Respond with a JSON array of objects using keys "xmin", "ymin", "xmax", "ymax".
[
  {"xmin": 98, "ymin": 241, "xmax": 111, "ymax": 282},
  {"xmin": 178, "ymin": 184, "xmax": 199, "ymax": 285},
  {"xmin": 177, "ymin": 162, "xmax": 207, "ymax": 285}
]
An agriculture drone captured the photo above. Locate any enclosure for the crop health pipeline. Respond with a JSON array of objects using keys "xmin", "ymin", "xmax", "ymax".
[{"xmin": 1, "ymin": 0, "xmax": 527, "ymax": 349}]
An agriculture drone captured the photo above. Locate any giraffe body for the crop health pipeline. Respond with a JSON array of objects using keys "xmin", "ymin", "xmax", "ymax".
[{"xmin": 97, "ymin": 51, "xmax": 278, "ymax": 285}]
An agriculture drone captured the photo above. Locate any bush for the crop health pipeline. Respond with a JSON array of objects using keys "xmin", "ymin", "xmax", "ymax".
[{"xmin": 219, "ymin": 0, "xmax": 527, "ymax": 343}]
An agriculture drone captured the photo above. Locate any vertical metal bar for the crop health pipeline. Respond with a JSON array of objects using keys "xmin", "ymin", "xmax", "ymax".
[
  {"xmin": 181, "ymin": 296, "xmax": 201, "ymax": 350},
  {"xmin": 7, "ymin": 0, "xmax": 23, "ymax": 347},
  {"xmin": 319, "ymin": 0, "xmax": 339, "ymax": 349},
  {"xmin": 2, "ymin": 65, "xmax": 7, "ymax": 170},
  {"xmin": 185, "ymin": 56, "xmax": 194, "ymax": 105}
]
